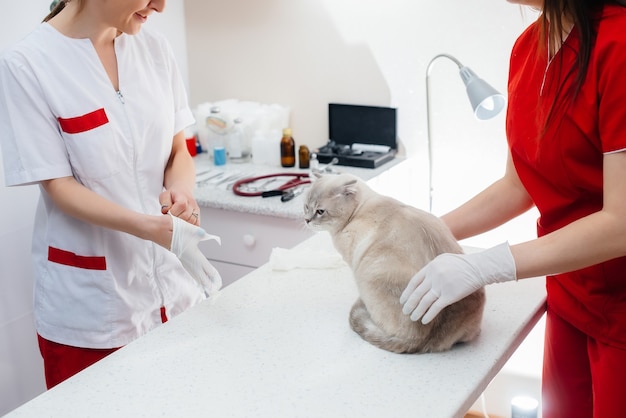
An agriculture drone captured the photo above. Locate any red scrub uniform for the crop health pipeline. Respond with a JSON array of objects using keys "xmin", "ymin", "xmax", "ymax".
[{"xmin": 507, "ymin": 5, "xmax": 626, "ymax": 417}]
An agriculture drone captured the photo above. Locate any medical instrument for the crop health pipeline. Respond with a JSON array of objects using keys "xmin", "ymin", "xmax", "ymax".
[
  {"xmin": 213, "ymin": 171, "xmax": 244, "ymax": 185},
  {"xmin": 195, "ymin": 169, "xmax": 225, "ymax": 184},
  {"xmin": 311, "ymin": 157, "xmax": 339, "ymax": 175},
  {"xmin": 232, "ymin": 173, "xmax": 310, "ymax": 198},
  {"xmin": 280, "ymin": 186, "xmax": 305, "ymax": 202}
]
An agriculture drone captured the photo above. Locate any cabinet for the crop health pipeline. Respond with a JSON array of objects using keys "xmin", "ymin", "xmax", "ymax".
[{"xmin": 198, "ymin": 207, "xmax": 314, "ymax": 286}]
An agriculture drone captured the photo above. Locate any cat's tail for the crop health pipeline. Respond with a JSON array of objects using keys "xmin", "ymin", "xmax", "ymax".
[{"xmin": 349, "ymin": 299, "xmax": 423, "ymax": 354}]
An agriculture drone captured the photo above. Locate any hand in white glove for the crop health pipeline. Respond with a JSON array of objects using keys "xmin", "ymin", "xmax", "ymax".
[
  {"xmin": 169, "ymin": 213, "xmax": 223, "ymax": 296},
  {"xmin": 399, "ymin": 242, "xmax": 516, "ymax": 324}
]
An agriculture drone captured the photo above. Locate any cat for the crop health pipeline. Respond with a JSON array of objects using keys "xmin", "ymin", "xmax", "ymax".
[{"xmin": 303, "ymin": 173, "xmax": 485, "ymax": 354}]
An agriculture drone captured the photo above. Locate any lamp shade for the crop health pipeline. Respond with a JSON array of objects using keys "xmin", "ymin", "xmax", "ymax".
[
  {"xmin": 425, "ymin": 53, "xmax": 506, "ymax": 212},
  {"xmin": 459, "ymin": 67, "xmax": 506, "ymax": 120}
]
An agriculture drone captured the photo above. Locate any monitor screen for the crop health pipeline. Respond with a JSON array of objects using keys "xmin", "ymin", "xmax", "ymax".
[{"xmin": 328, "ymin": 103, "xmax": 397, "ymax": 149}]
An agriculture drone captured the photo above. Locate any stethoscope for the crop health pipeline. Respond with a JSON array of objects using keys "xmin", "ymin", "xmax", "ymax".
[{"xmin": 232, "ymin": 173, "xmax": 311, "ymax": 201}]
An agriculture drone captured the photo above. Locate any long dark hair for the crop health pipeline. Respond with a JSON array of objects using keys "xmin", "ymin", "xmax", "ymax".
[{"xmin": 538, "ymin": 0, "xmax": 625, "ymax": 130}]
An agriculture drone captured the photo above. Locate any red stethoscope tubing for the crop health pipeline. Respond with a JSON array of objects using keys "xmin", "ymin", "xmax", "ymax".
[{"xmin": 232, "ymin": 173, "xmax": 311, "ymax": 197}]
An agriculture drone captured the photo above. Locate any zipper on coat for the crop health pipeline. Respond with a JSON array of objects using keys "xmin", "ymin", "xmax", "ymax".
[{"xmin": 116, "ymin": 89, "xmax": 167, "ymax": 313}]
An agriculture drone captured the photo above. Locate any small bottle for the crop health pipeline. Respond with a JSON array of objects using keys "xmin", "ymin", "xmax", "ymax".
[
  {"xmin": 299, "ymin": 145, "xmax": 310, "ymax": 169},
  {"xmin": 309, "ymin": 152, "xmax": 319, "ymax": 172},
  {"xmin": 227, "ymin": 117, "xmax": 244, "ymax": 162},
  {"xmin": 280, "ymin": 128, "xmax": 296, "ymax": 167},
  {"xmin": 205, "ymin": 106, "xmax": 230, "ymax": 158}
]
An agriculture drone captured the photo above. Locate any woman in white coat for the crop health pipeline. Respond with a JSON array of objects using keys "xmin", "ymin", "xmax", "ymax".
[{"xmin": 0, "ymin": 0, "xmax": 221, "ymax": 388}]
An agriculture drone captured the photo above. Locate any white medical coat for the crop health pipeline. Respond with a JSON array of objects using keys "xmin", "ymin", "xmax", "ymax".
[{"xmin": 0, "ymin": 23, "xmax": 204, "ymax": 348}]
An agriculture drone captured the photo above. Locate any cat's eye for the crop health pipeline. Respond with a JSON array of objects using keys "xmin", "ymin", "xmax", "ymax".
[{"xmin": 316, "ymin": 209, "xmax": 325, "ymax": 216}]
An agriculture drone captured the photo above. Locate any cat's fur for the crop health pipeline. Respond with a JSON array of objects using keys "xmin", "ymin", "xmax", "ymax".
[{"xmin": 303, "ymin": 173, "xmax": 485, "ymax": 354}]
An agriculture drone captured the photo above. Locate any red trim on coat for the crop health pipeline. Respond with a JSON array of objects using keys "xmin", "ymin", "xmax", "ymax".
[
  {"xmin": 48, "ymin": 246, "xmax": 107, "ymax": 270},
  {"xmin": 58, "ymin": 108, "xmax": 109, "ymax": 134}
]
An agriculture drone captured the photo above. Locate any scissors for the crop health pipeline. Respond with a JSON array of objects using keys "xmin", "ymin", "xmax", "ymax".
[{"xmin": 232, "ymin": 173, "xmax": 310, "ymax": 198}]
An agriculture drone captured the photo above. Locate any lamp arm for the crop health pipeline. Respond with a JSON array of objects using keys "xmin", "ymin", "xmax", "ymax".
[
  {"xmin": 424, "ymin": 53, "xmax": 504, "ymax": 212},
  {"xmin": 425, "ymin": 54, "xmax": 464, "ymax": 212},
  {"xmin": 426, "ymin": 54, "xmax": 463, "ymax": 76}
]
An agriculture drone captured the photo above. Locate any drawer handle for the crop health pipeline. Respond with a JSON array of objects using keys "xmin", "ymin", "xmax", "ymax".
[{"xmin": 243, "ymin": 234, "xmax": 256, "ymax": 248}]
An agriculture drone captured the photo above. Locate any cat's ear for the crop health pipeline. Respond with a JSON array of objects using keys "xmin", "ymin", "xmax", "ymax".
[{"xmin": 334, "ymin": 178, "xmax": 358, "ymax": 197}]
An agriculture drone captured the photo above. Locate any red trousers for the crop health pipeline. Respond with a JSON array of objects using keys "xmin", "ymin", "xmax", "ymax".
[
  {"xmin": 542, "ymin": 309, "xmax": 626, "ymax": 418},
  {"xmin": 37, "ymin": 335, "xmax": 120, "ymax": 389}
]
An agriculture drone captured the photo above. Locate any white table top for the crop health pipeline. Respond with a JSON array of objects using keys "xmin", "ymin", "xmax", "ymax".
[{"xmin": 7, "ymin": 232, "xmax": 546, "ymax": 418}]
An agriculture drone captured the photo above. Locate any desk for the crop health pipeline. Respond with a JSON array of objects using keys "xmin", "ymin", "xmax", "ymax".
[{"xmin": 6, "ymin": 232, "xmax": 546, "ymax": 418}]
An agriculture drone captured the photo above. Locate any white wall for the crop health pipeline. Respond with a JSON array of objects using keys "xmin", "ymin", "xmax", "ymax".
[
  {"xmin": 185, "ymin": 0, "xmax": 540, "ymax": 247},
  {"xmin": 0, "ymin": 2, "xmax": 189, "ymax": 414},
  {"xmin": 185, "ymin": 1, "xmax": 543, "ymax": 415},
  {"xmin": 0, "ymin": 3, "xmax": 51, "ymax": 414}
]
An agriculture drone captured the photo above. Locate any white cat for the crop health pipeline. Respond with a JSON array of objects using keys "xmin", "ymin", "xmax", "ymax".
[{"xmin": 303, "ymin": 173, "xmax": 485, "ymax": 353}]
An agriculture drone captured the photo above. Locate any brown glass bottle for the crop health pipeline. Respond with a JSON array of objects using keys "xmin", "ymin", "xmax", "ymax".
[
  {"xmin": 280, "ymin": 128, "xmax": 296, "ymax": 167},
  {"xmin": 299, "ymin": 145, "xmax": 310, "ymax": 169}
]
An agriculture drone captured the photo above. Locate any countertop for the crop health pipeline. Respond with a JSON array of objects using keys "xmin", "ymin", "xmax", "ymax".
[
  {"xmin": 6, "ymin": 232, "xmax": 547, "ymax": 418},
  {"xmin": 192, "ymin": 153, "xmax": 406, "ymax": 219}
]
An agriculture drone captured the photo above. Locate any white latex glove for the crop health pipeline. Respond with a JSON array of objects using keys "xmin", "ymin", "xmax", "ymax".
[
  {"xmin": 399, "ymin": 242, "xmax": 516, "ymax": 324},
  {"xmin": 169, "ymin": 213, "xmax": 223, "ymax": 296}
]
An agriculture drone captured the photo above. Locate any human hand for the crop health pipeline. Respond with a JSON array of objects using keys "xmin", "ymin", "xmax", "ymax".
[
  {"xmin": 160, "ymin": 186, "xmax": 200, "ymax": 225},
  {"xmin": 169, "ymin": 213, "xmax": 222, "ymax": 296},
  {"xmin": 399, "ymin": 242, "xmax": 516, "ymax": 324}
]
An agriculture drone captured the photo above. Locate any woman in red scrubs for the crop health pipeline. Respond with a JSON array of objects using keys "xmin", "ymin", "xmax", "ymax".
[{"xmin": 401, "ymin": 1, "xmax": 626, "ymax": 416}]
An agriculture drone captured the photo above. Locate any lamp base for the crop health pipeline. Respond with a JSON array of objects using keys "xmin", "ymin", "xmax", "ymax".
[{"xmin": 511, "ymin": 396, "xmax": 539, "ymax": 418}]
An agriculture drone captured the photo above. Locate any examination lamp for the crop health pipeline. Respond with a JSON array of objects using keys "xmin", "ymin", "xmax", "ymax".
[{"xmin": 425, "ymin": 53, "xmax": 506, "ymax": 212}]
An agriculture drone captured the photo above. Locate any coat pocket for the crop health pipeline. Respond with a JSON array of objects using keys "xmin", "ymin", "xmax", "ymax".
[
  {"xmin": 58, "ymin": 108, "xmax": 121, "ymax": 180},
  {"xmin": 39, "ymin": 247, "xmax": 113, "ymax": 335}
]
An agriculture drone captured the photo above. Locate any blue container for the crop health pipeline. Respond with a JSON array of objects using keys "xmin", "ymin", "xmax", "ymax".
[{"xmin": 214, "ymin": 146, "xmax": 226, "ymax": 166}]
